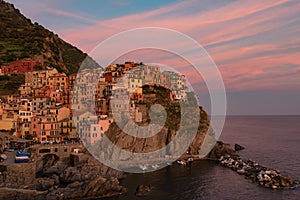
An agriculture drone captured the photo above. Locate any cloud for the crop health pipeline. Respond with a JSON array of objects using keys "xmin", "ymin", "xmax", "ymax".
[{"xmin": 45, "ymin": 8, "xmax": 97, "ymax": 24}]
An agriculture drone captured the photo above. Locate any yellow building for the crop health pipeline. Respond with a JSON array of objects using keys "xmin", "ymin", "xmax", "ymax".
[
  {"xmin": 25, "ymin": 68, "xmax": 58, "ymax": 89},
  {"xmin": 47, "ymin": 73, "xmax": 69, "ymax": 91},
  {"xmin": 59, "ymin": 117, "xmax": 77, "ymax": 139},
  {"xmin": 0, "ymin": 112, "xmax": 18, "ymax": 131}
]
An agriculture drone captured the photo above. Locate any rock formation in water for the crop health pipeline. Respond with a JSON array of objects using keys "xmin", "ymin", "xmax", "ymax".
[
  {"xmin": 207, "ymin": 141, "xmax": 297, "ymax": 189},
  {"xmin": 234, "ymin": 143, "xmax": 245, "ymax": 151}
]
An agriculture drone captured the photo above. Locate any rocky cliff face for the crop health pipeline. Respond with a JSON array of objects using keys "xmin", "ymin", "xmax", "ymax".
[
  {"xmin": 103, "ymin": 85, "xmax": 211, "ymax": 160},
  {"xmin": 0, "ymin": 0, "xmax": 100, "ymax": 74}
]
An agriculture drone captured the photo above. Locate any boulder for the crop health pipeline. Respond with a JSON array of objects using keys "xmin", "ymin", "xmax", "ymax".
[
  {"xmin": 43, "ymin": 160, "xmax": 68, "ymax": 175},
  {"xmin": 135, "ymin": 184, "xmax": 153, "ymax": 196},
  {"xmin": 46, "ymin": 177, "xmax": 125, "ymax": 200},
  {"xmin": 59, "ymin": 167, "xmax": 82, "ymax": 183},
  {"xmin": 67, "ymin": 181, "xmax": 83, "ymax": 189},
  {"xmin": 206, "ymin": 141, "xmax": 237, "ymax": 160},
  {"xmin": 34, "ymin": 177, "xmax": 55, "ymax": 191},
  {"xmin": 83, "ymin": 177, "xmax": 125, "ymax": 199},
  {"xmin": 234, "ymin": 144, "xmax": 245, "ymax": 151}
]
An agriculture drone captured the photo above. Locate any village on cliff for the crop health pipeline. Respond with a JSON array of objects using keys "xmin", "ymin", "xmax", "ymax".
[{"xmin": 0, "ymin": 57, "xmax": 188, "ymax": 154}]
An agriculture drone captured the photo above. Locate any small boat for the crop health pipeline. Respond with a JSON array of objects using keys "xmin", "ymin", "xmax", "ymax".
[
  {"xmin": 0, "ymin": 154, "xmax": 7, "ymax": 160},
  {"xmin": 151, "ymin": 164, "xmax": 159, "ymax": 169},
  {"xmin": 15, "ymin": 159, "xmax": 30, "ymax": 163},
  {"xmin": 166, "ymin": 162, "xmax": 172, "ymax": 166},
  {"xmin": 15, "ymin": 155, "xmax": 30, "ymax": 163},
  {"xmin": 187, "ymin": 157, "xmax": 194, "ymax": 162},
  {"xmin": 5, "ymin": 148, "xmax": 14, "ymax": 152},
  {"xmin": 15, "ymin": 155, "xmax": 30, "ymax": 159},
  {"xmin": 177, "ymin": 160, "xmax": 186, "ymax": 165},
  {"xmin": 0, "ymin": 154, "xmax": 7, "ymax": 162},
  {"xmin": 17, "ymin": 152, "xmax": 31, "ymax": 157},
  {"xmin": 139, "ymin": 164, "xmax": 148, "ymax": 171}
]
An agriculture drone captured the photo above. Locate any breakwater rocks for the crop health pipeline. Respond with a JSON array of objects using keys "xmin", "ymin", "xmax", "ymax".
[
  {"xmin": 207, "ymin": 141, "xmax": 298, "ymax": 189},
  {"xmin": 219, "ymin": 155, "xmax": 297, "ymax": 189}
]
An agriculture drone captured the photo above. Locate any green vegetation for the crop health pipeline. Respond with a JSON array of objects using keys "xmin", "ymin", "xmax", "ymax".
[
  {"xmin": 0, "ymin": 1, "xmax": 101, "ymax": 74},
  {"xmin": 0, "ymin": 74, "xmax": 24, "ymax": 94}
]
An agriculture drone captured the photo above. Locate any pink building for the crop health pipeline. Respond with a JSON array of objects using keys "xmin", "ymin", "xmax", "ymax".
[{"xmin": 30, "ymin": 115, "xmax": 61, "ymax": 143}]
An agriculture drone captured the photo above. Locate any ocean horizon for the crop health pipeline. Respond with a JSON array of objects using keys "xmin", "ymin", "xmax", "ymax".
[{"xmin": 109, "ymin": 115, "xmax": 300, "ymax": 200}]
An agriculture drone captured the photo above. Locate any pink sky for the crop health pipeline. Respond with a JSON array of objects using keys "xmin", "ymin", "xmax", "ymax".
[{"xmin": 52, "ymin": 0, "xmax": 300, "ymax": 92}]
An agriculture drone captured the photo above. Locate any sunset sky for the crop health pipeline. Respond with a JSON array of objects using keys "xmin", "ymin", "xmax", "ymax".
[{"xmin": 7, "ymin": 0, "xmax": 300, "ymax": 115}]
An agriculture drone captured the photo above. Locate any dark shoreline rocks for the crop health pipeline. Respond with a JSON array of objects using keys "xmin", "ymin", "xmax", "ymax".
[
  {"xmin": 135, "ymin": 184, "xmax": 153, "ymax": 196},
  {"xmin": 234, "ymin": 144, "xmax": 245, "ymax": 151},
  {"xmin": 0, "ymin": 152, "xmax": 126, "ymax": 200},
  {"xmin": 207, "ymin": 141, "xmax": 298, "ymax": 189},
  {"xmin": 205, "ymin": 141, "xmax": 239, "ymax": 160},
  {"xmin": 43, "ymin": 153, "xmax": 127, "ymax": 200},
  {"xmin": 46, "ymin": 176, "xmax": 126, "ymax": 200}
]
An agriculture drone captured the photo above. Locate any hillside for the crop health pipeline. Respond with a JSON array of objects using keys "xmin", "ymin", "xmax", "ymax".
[{"xmin": 0, "ymin": 0, "xmax": 100, "ymax": 74}]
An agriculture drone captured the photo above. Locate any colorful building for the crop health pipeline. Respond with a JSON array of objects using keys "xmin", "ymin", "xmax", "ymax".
[{"xmin": 1, "ymin": 58, "xmax": 44, "ymax": 74}]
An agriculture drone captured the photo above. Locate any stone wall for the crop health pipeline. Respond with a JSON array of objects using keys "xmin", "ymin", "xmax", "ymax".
[
  {"xmin": 30, "ymin": 144, "xmax": 83, "ymax": 159},
  {"xmin": 0, "ymin": 163, "xmax": 36, "ymax": 188}
]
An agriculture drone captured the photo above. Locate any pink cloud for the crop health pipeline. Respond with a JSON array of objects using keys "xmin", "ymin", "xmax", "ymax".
[
  {"xmin": 49, "ymin": 0, "xmax": 300, "ymax": 92},
  {"xmin": 45, "ymin": 8, "xmax": 98, "ymax": 24}
]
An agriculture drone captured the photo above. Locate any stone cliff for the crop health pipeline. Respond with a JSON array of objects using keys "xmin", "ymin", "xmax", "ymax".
[{"xmin": 102, "ymin": 85, "xmax": 212, "ymax": 160}]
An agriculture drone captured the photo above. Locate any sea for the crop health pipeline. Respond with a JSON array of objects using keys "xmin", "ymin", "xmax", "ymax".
[{"xmin": 108, "ymin": 116, "xmax": 300, "ymax": 200}]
